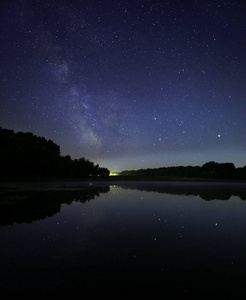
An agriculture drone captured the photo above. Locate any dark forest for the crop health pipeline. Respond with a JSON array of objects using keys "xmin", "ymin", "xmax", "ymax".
[
  {"xmin": 1, "ymin": 126, "xmax": 246, "ymax": 181},
  {"xmin": 0, "ymin": 127, "xmax": 109, "ymax": 180},
  {"xmin": 120, "ymin": 161, "xmax": 246, "ymax": 180}
]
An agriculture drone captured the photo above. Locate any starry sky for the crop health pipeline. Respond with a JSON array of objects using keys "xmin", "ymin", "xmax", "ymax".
[{"xmin": 1, "ymin": 0, "xmax": 246, "ymax": 172}]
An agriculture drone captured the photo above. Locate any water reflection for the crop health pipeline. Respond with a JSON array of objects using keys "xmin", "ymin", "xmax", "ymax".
[
  {"xmin": 0, "ymin": 184, "xmax": 110, "ymax": 226},
  {"xmin": 1, "ymin": 181, "xmax": 246, "ymax": 298},
  {"xmin": 1, "ymin": 181, "xmax": 246, "ymax": 226},
  {"xmin": 119, "ymin": 181, "xmax": 246, "ymax": 200}
]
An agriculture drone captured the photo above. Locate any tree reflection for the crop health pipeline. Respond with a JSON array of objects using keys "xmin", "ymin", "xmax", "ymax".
[
  {"xmin": 120, "ymin": 182, "xmax": 246, "ymax": 201},
  {"xmin": 2, "ymin": 182, "xmax": 246, "ymax": 226},
  {"xmin": 0, "ymin": 185, "xmax": 110, "ymax": 226}
]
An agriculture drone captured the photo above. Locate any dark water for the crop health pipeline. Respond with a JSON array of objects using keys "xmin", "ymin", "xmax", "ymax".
[{"xmin": 1, "ymin": 181, "xmax": 246, "ymax": 298}]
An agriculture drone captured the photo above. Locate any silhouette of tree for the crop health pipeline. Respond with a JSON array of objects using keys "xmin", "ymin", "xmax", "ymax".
[
  {"xmin": 0, "ymin": 127, "xmax": 109, "ymax": 180},
  {"xmin": 120, "ymin": 161, "xmax": 244, "ymax": 180},
  {"xmin": 201, "ymin": 161, "xmax": 236, "ymax": 179}
]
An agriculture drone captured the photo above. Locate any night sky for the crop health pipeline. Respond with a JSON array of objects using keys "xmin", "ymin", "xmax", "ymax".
[{"xmin": 1, "ymin": 0, "xmax": 246, "ymax": 172}]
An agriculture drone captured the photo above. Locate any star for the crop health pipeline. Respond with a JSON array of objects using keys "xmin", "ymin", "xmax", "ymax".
[{"xmin": 0, "ymin": 1, "xmax": 245, "ymax": 172}]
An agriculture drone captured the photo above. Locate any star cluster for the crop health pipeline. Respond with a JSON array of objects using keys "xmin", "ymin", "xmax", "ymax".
[{"xmin": 0, "ymin": 0, "xmax": 246, "ymax": 171}]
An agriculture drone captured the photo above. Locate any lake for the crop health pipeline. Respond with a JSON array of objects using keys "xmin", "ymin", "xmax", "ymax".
[{"xmin": 1, "ymin": 181, "xmax": 246, "ymax": 298}]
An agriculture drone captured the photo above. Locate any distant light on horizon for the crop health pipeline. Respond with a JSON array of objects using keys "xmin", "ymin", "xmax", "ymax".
[{"xmin": 109, "ymin": 172, "xmax": 120, "ymax": 176}]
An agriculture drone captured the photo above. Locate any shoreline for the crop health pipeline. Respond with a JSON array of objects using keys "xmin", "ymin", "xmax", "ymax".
[{"xmin": 1, "ymin": 176, "xmax": 246, "ymax": 185}]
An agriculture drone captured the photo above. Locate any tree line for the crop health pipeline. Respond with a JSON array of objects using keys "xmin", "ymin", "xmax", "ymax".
[
  {"xmin": 120, "ymin": 161, "xmax": 246, "ymax": 180},
  {"xmin": 0, "ymin": 127, "xmax": 109, "ymax": 180}
]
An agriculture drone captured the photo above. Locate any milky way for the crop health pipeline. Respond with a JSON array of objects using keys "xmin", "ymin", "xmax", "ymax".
[{"xmin": 0, "ymin": 0, "xmax": 246, "ymax": 171}]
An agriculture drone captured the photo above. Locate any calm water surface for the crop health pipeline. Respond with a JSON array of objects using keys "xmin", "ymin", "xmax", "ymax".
[{"xmin": 1, "ymin": 181, "xmax": 246, "ymax": 298}]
